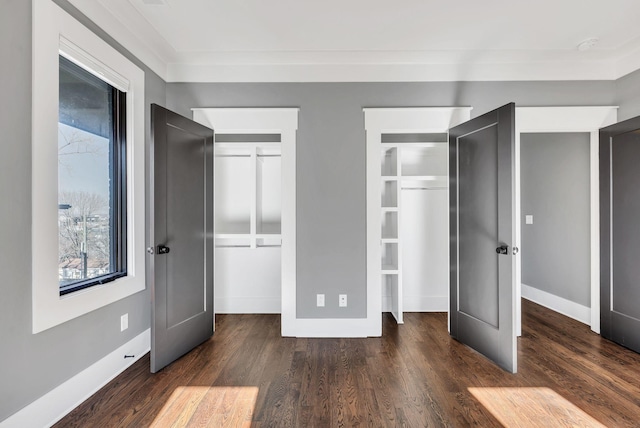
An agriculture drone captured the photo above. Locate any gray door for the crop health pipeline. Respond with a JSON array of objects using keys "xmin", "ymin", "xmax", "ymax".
[
  {"xmin": 150, "ymin": 104, "xmax": 214, "ymax": 373},
  {"xmin": 600, "ymin": 116, "xmax": 640, "ymax": 353},
  {"xmin": 449, "ymin": 103, "xmax": 517, "ymax": 373}
]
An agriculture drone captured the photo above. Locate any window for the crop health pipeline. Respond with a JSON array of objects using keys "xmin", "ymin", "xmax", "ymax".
[
  {"xmin": 57, "ymin": 56, "xmax": 127, "ymax": 295},
  {"xmin": 32, "ymin": 1, "xmax": 145, "ymax": 333}
]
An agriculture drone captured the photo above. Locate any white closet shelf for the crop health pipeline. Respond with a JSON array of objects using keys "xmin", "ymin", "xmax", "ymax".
[
  {"xmin": 381, "ymin": 176, "xmax": 399, "ymax": 181},
  {"xmin": 381, "ymin": 267, "xmax": 399, "ymax": 274},
  {"xmin": 381, "ymin": 207, "xmax": 399, "ymax": 212},
  {"xmin": 215, "ymin": 143, "xmax": 281, "ymax": 157},
  {"xmin": 216, "ymin": 233, "xmax": 282, "ymax": 239},
  {"xmin": 215, "ymin": 234, "xmax": 282, "ymax": 249},
  {"xmin": 381, "ymin": 238, "xmax": 399, "ymax": 244}
]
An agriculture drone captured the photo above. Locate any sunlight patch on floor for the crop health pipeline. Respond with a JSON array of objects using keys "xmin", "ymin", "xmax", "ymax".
[
  {"xmin": 150, "ymin": 386, "xmax": 259, "ymax": 427},
  {"xmin": 468, "ymin": 387, "xmax": 605, "ymax": 427}
]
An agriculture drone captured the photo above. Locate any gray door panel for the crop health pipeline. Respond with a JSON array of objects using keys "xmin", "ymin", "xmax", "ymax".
[
  {"xmin": 449, "ymin": 103, "xmax": 517, "ymax": 373},
  {"xmin": 458, "ymin": 124, "xmax": 500, "ymax": 327},
  {"xmin": 150, "ymin": 104, "xmax": 214, "ymax": 373},
  {"xmin": 600, "ymin": 117, "xmax": 640, "ymax": 353}
]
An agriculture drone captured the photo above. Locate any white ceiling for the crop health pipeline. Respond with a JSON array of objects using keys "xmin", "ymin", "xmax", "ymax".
[{"xmin": 68, "ymin": 0, "xmax": 640, "ymax": 82}]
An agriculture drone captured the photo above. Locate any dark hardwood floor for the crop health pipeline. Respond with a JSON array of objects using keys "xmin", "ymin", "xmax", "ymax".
[{"xmin": 55, "ymin": 300, "xmax": 640, "ymax": 427}]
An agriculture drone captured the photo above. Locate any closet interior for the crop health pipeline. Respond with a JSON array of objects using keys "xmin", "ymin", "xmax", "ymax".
[
  {"xmin": 365, "ymin": 108, "xmax": 472, "ymax": 324},
  {"xmin": 213, "ymin": 135, "xmax": 283, "ymax": 313}
]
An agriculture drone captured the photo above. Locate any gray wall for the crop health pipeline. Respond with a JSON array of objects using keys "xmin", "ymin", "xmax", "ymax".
[
  {"xmin": 521, "ymin": 133, "xmax": 591, "ymax": 306},
  {"xmin": 167, "ymin": 81, "xmax": 615, "ymax": 318},
  {"xmin": 616, "ymin": 68, "xmax": 640, "ymax": 121},
  {"xmin": 0, "ymin": 0, "xmax": 165, "ymax": 421}
]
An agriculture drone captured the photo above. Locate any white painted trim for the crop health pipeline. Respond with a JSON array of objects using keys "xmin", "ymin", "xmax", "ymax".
[
  {"xmin": 166, "ymin": 60, "xmax": 618, "ymax": 83},
  {"xmin": 403, "ymin": 295, "xmax": 448, "ymax": 313},
  {"xmin": 589, "ymin": 130, "xmax": 601, "ymax": 334},
  {"xmin": 192, "ymin": 108, "xmax": 299, "ymax": 133},
  {"xmin": 521, "ymin": 284, "xmax": 591, "ymax": 326},
  {"xmin": 515, "ymin": 106, "xmax": 618, "ymax": 335},
  {"xmin": 191, "ymin": 109, "xmax": 299, "ymax": 336},
  {"xmin": 214, "ymin": 297, "xmax": 281, "ymax": 314},
  {"xmin": 366, "ymin": 128, "xmax": 384, "ymax": 337},
  {"xmin": 66, "ymin": 0, "xmax": 170, "ymax": 80},
  {"xmin": 364, "ymin": 107, "xmax": 473, "ymax": 133},
  {"xmin": 280, "ymin": 128, "xmax": 298, "ymax": 335},
  {"xmin": 0, "ymin": 329, "xmax": 150, "ymax": 428},
  {"xmin": 283, "ymin": 318, "xmax": 381, "ymax": 338},
  {"xmin": 514, "ymin": 126, "xmax": 522, "ymax": 337},
  {"xmin": 616, "ymin": 46, "xmax": 640, "ymax": 80},
  {"xmin": 32, "ymin": 0, "xmax": 146, "ymax": 333}
]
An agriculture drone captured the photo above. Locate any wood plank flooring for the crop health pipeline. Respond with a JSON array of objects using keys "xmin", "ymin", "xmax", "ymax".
[{"xmin": 55, "ymin": 300, "xmax": 640, "ymax": 427}]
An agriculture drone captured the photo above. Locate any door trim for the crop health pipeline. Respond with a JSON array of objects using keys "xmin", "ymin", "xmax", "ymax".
[{"xmin": 515, "ymin": 106, "xmax": 617, "ymax": 335}]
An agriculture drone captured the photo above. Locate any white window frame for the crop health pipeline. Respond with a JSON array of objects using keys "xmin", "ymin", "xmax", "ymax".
[{"xmin": 32, "ymin": 0, "xmax": 146, "ymax": 333}]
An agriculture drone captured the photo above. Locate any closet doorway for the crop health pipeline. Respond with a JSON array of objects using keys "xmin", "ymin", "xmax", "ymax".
[
  {"xmin": 192, "ymin": 108, "xmax": 298, "ymax": 335},
  {"xmin": 365, "ymin": 107, "xmax": 472, "ymax": 325}
]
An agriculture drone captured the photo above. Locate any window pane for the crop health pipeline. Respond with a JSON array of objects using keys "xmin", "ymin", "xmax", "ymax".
[{"xmin": 58, "ymin": 56, "xmax": 119, "ymax": 289}]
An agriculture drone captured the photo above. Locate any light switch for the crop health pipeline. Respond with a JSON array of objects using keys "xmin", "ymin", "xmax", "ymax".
[
  {"xmin": 121, "ymin": 313, "xmax": 128, "ymax": 332},
  {"xmin": 525, "ymin": 215, "xmax": 533, "ymax": 225}
]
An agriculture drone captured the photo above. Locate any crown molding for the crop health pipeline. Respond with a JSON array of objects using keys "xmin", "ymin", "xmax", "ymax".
[
  {"xmin": 66, "ymin": 0, "xmax": 171, "ymax": 80},
  {"xmin": 66, "ymin": 0, "xmax": 640, "ymax": 83},
  {"xmin": 166, "ymin": 59, "xmax": 616, "ymax": 83},
  {"xmin": 616, "ymin": 46, "xmax": 640, "ymax": 79}
]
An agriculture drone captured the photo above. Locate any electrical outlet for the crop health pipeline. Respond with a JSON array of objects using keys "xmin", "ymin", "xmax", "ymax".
[
  {"xmin": 317, "ymin": 294, "xmax": 325, "ymax": 307},
  {"xmin": 525, "ymin": 215, "xmax": 533, "ymax": 225},
  {"xmin": 120, "ymin": 313, "xmax": 128, "ymax": 332},
  {"xmin": 339, "ymin": 294, "xmax": 347, "ymax": 307}
]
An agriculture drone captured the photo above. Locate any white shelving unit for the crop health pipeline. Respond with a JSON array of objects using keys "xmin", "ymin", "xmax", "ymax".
[
  {"xmin": 214, "ymin": 142, "xmax": 282, "ymax": 249},
  {"xmin": 365, "ymin": 108, "xmax": 472, "ymax": 324}
]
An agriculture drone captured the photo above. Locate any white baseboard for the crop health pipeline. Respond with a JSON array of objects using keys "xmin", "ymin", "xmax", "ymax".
[
  {"xmin": 382, "ymin": 295, "xmax": 448, "ymax": 313},
  {"xmin": 1, "ymin": 329, "xmax": 150, "ymax": 428},
  {"xmin": 281, "ymin": 317, "xmax": 380, "ymax": 338},
  {"xmin": 404, "ymin": 295, "xmax": 448, "ymax": 312},
  {"xmin": 521, "ymin": 283, "xmax": 591, "ymax": 326},
  {"xmin": 214, "ymin": 296, "xmax": 281, "ymax": 314}
]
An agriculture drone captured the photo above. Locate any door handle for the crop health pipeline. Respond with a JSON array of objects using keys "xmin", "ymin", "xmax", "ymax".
[
  {"xmin": 496, "ymin": 245, "xmax": 509, "ymax": 255},
  {"xmin": 157, "ymin": 245, "xmax": 170, "ymax": 254}
]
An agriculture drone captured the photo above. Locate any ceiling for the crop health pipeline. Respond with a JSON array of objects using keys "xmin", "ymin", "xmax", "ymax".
[{"xmin": 68, "ymin": 0, "xmax": 640, "ymax": 82}]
